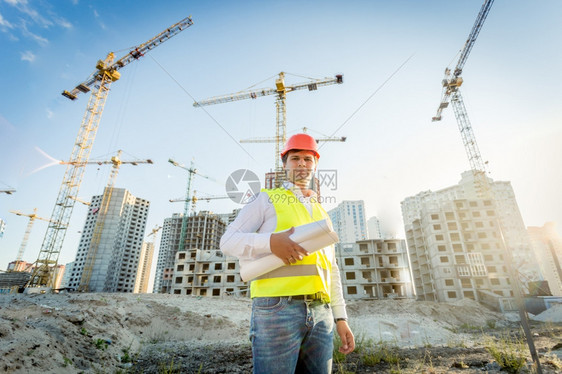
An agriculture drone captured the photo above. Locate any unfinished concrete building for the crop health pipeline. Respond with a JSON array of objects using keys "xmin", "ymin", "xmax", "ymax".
[
  {"xmin": 170, "ymin": 248, "xmax": 248, "ymax": 297},
  {"xmin": 405, "ymin": 199, "xmax": 515, "ymax": 306},
  {"xmin": 401, "ymin": 172, "xmax": 543, "ymax": 311},
  {"xmin": 66, "ymin": 188, "xmax": 149, "ymax": 293},
  {"xmin": 337, "ymin": 239, "xmax": 414, "ymax": 300},
  {"xmin": 153, "ymin": 211, "xmax": 227, "ymax": 294},
  {"xmin": 168, "ymin": 231, "xmax": 415, "ymax": 300},
  {"xmin": 134, "ymin": 241, "xmax": 154, "ymax": 293}
]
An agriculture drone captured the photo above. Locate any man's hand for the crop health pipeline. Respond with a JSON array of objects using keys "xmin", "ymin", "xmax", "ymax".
[
  {"xmin": 336, "ymin": 321, "xmax": 355, "ymax": 355},
  {"xmin": 270, "ymin": 227, "xmax": 310, "ymax": 265}
]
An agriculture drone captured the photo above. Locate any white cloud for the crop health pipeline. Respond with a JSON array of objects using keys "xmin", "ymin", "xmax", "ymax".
[
  {"xmin": 20, "ymin": 50, "xmax": 35, "ymax": 62},
  {"xmin": 54, "ymin": 16, "xmax": 72, "ymax": 29},
  {"xmin": 4, "ymin": 0, "xmax": 26, "ymax": 5},
  {"xmin": 3, "ymin": 0, "xmax": 70, "ymax": 43},
  {"xmin": 0, "ymin": 12, "xmax": 13, "ymax": 30},
  {"xmin": 91, "ymin": 8, "xmax": 106, "ymax": 30},
  {"xmin": 5, "ymin": 0, "xmax": 52, "ymax": 28},
  {"xmin": 46, "ymin": 108, "xmax": 53, "ymax": 119},
  {"xmin": 20, "ymin": 21, "xmax": 48, "ymax": 45}
]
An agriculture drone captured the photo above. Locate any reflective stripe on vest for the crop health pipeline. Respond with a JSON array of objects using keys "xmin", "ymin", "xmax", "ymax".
[
  {"xmin": 255, "ymin": 264, "xmax": 329, "ymax": 282},
  {"xmin": 250, "ymin": 188, "xmax": 332, "ymax": 300}
]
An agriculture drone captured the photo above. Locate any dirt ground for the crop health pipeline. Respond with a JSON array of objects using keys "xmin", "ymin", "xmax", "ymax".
[{"xmin": 0, "ymin": 293, "xmax": 560, "ymax": 373}]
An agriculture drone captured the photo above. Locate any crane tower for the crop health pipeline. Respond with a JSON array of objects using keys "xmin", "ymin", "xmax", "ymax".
[
  {"xmin": 168, "ymin": 159, "xmax": 214, "ymax": 252},
  {"xmin": 432, "ymin": 1, "xmax": 494, "ymax": 198},
  {"xmin": 432, "ymin": 2, "xmax": 543, "ymax": 370},
  {"xmin": 27, "ymin": 16, "xmax": 194, "ymax": 288},
  {"xmin": 194, "ymin": 72, "xmax": 343, "ymax": 186},
  {"xmin": 9, "ymin": 208, "xmax": 59, "ymax": 272}
]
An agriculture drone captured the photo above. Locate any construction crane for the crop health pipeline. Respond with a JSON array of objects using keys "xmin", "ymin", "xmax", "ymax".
[
  {"xmin": 1, "ymin": 189, "xmax": 16, "ymax": 195},
  {"xmin": 168, "ymin": 159, "xmax": 215, "ymax": 252},
  {"xmin": 241, "ymin": 126, "xmax": 346, "ymax": 148},
  {"xmin": 147, "ymin": 225, "xmax": 162, "ymax": 241},
  {"xmin": 27, "ymin": 16, "xmax": 193, "ymax": 289},
  {"xmin": 169, "ymin": 190, "xmax": 230, "ymax": 213},
  {"xmin": 301, "ymin": 127, "xmax": 347, "ymax": 143},
  {"xmin": 68, "ymin": 196, "xmax": 91, "ymax": 206},
  {"xmin": 193, "ymin": 72, "xmax": 343, "ymax": 186},
  {"xmin": 9, "ymin": 208, "xmax": 60, "ymax": 272},
  {"xmin": 242, "ymin": 126, "xmax": 346, "ymax": 143},
  {"xmin": 432, "ymin": 2, "xmax": 542, "ymax": 371},
  {"xmin": 78, "ymin": 150, "xmax": 153, "ymax": 292},
  {"xmin": 432, "ymin": 1, "xmax": 494, "ymax": 198}
]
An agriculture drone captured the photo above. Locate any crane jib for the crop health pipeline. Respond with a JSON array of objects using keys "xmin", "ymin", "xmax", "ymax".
[{"xmin": 62, "ymin": 16, "xmax": 194, "ymax": 101}]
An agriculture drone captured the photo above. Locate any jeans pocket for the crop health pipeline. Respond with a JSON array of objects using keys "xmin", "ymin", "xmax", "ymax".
[{"xmin": 252, "ymin": 297, "xmax": 287, "ymax": 314}]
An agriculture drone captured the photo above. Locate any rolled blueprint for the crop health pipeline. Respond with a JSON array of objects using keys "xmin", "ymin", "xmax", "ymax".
[{"xmin": 240, "ymin": 219, "xmax": 339, "ymax": 282}]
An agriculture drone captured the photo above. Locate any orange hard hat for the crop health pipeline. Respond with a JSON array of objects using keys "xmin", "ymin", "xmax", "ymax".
[{"xmin": 280, "ymin": 133, "xmax": 320, "ymax": 159}]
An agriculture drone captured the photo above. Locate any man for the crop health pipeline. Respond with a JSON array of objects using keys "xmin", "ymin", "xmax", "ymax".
[{"xmin": 220, "ymin": 133, "xmax": 355, "ymax": 373}]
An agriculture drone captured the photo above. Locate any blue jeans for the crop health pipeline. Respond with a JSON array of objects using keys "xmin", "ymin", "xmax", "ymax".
[{"xmin": 250, "ymin": 297, "xmax": 334, "ymax": 374}]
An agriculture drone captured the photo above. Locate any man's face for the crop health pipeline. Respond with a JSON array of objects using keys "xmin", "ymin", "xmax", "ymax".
[{"xmin": 283, "ymin": 150, "xmax": 317, "ymax": 186}]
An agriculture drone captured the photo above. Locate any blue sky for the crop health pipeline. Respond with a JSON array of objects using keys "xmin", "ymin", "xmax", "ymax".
[{"xmin": 1, "ymin": 0, "xmax": 561, "ymax": 273}]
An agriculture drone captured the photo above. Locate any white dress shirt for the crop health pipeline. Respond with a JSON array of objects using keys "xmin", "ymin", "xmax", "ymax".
[{"xmin": 220, "ymin": 182, "xmax": 348, "ymax": 320}]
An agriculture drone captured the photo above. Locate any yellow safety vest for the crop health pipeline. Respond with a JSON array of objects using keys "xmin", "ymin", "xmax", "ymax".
[{"xmin": 250, "ymin": 188, "xmax": 332, "ymax": 301}]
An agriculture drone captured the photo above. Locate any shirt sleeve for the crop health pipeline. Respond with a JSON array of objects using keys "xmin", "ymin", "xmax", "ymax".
[
  {"xmin": 220, "ymin": 192, "xmax": 275, "ymax": 260},
  {"xmin": 330, "ymin": 249, "xmax": 348, "ymax": 320},
  {"xmin": 324, "ymin": 211, "xmax": 347, "ymax": 320}
]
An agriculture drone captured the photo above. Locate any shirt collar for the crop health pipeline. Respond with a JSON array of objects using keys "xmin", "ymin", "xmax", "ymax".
[{"xmin": 283, "ymin": 181, "xmax": 317, "ymax": 199}]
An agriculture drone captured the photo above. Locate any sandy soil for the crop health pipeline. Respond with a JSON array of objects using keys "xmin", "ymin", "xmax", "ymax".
[{"xmin": 0, "ymin": 293, "xmax": 560, "ymax": 373}]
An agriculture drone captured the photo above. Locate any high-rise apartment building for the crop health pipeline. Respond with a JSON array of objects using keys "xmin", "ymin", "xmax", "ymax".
[
  {"xmin": 367, "ymin": 216, "xmax": 382, "ymax": 240},
  {"xmin": 528, "ymin": 222, "xmax": 562, "ymax": 297},
  {"xmin": 134, "ymin": 241, "xmax": 154, "ymax": 293},
  {"xmin": 401, "ymin": 172, "xmax": 541, "ymax": 309},
  {"xmin": 153, "ymin": 211, "xmax": 226, "ymax": 293},
  {"xmin": 60, "ymin": 261, "xmax": 74, "ymax": 289},
  {"xmin": 153, "ymin": 213, "xmax": 182, "ymax": 293},
  {"xmin": 66, "ymin": 188, "xmax": 150, "ymax": 293},
  {"xmin": 215, "ymin": 208, "xmax": 241, "ymax": 226},
  {"xmin": 328, "ymin": 200, "xmax": 368, "ymax": 246}
]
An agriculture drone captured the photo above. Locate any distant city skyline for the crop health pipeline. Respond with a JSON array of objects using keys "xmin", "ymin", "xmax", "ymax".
[{"xmin": 1, "ymin": 1, "xmax": 561, "ymax": 273}]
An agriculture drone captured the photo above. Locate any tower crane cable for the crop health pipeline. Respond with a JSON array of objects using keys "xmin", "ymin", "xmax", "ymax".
[
  {"xmin": 26, "ymin": 15, "xmax": 193, "ymax": 289},
  {"xmin": 108, "ymin": 62, "xmax": 138, "ymax": 153},
  {"xmin": 319, "ymin": 53, "xmax": 414, "ymax": 153},
  {"xmin": 147, "ymin": 54, "xmax": 258, "ymax": 164}
]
